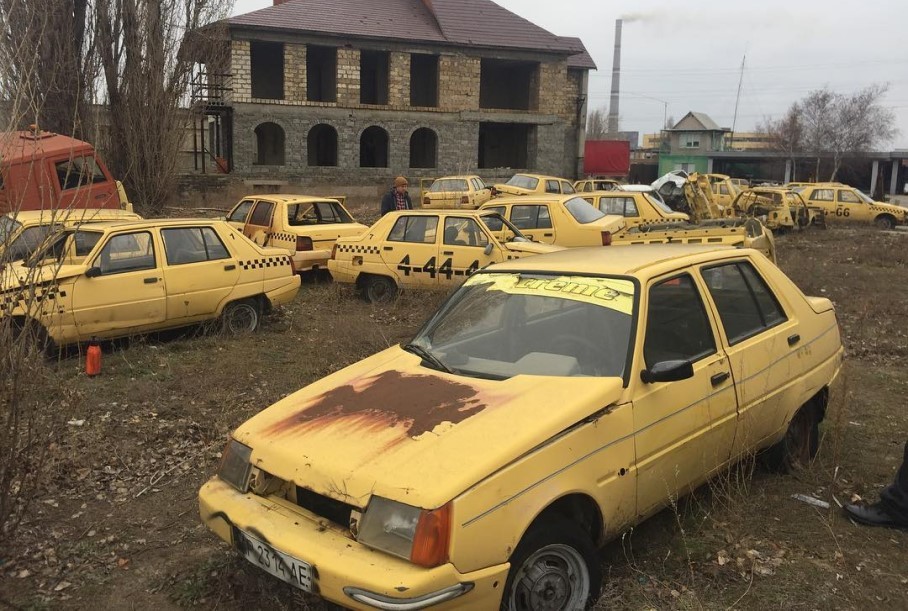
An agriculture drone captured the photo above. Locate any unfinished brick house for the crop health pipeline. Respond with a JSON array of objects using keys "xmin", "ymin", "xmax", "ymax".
[{"xmin": 198, "ymin": 0, "xmax": 594, "ymax": 192}]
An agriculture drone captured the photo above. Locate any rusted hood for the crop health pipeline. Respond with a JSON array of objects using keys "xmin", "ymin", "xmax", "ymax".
[{"xmin": 234, "ymin": 347, "xmax": 625, "ymax": 509}]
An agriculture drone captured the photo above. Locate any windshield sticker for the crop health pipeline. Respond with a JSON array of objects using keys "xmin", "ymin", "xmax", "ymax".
[{"xmin": 466, "ymin": 273, "xmax": 634, "ymax": 314}]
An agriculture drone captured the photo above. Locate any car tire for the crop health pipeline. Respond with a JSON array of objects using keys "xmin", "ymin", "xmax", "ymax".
[
  {"xmin": 874, "ymin": 215, "xmax": 895, "ymax": 230},
  {"xmin": 363, "ymin": 275, "xmax": 398, "ymax": 304},
  {"xmin": 221, "ymin": 299, "xmax": 261, "ymax": 335},
  {"xmin": 761, "ymin": 404, "xmax": 819, "ymax": 474},
  {"xmin": 500, "ymin": 520, "xmax": 601, "ymax": 611}
]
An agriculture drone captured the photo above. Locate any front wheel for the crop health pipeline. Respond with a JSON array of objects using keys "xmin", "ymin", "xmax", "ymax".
[
  {"xmin": 874, "ymin": 215, "xmax": 895, "ymax": 230},
  {"xmin": 220, "ymin": 299, "xmax": 261, "ymax": 335},
  {"xmin": 363, "ymin": 275, "xmax": 398, "ymax": 303},
  {"xmin": 761, "ymin": 405, "xmax": 819, "ymax": 473},
  {"xmin": 501, "ymin": 520, "xmax": 601, "ymax": 611}
]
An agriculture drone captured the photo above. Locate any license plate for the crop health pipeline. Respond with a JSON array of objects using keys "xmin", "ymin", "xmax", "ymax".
[{"xmin": 234, "ymin": 528, "xmax": 313, "ymax": 592}]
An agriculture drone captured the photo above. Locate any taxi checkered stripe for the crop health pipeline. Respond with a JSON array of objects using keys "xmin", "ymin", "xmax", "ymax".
[
  {"xmin": 336, "ymin": 244, "xmax": 380, "ymax": 255},
  {"xmin": 238, "ymin": 256, "xmax": 292, "ymax": 270},
  {"xmin": 268, "ymin": 232, "xmax": 296, "ymax": 242},
  {"xmin": 0, "ymin": 283, "xmax": 66, "ymax": 311}
]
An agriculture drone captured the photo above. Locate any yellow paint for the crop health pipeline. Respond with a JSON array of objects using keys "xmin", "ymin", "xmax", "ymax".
[
  {"xmin": 421, "ymin": 175, "xmax": 493, "ymax": 209},
  {"xmin": 796, "ymin": 184, "xmax": 907, "ymax": 227},
  {"xmin": 479, "ymin": 195, "xmax": 626, "ymax": 246},
  {"xmin": 492, "ymin": 173, "xmax": 576, "ymax": 197},
  {"xmin": 579, "ymin": 190, "xmax": 689, "ymax": 228}
]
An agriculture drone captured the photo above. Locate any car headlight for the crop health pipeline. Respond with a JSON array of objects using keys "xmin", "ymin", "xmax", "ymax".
[
  {"xmin": 357, "ymin": 496, "xmax": 451, "ymax": 568},
  {"xmin": 218, "ymin": 439, "xmax": 252, "ymax": 492}
]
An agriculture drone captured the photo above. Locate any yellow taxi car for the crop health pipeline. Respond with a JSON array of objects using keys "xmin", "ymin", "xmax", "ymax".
[
  {"xmin": 328, "ymin": 210, "xmax": 559, "ymax": 302},
  {"xmin": 421, "ymin": 176, "xmax": 492, "ymax": 209},
  {"xmin": 480, "ymin": 194, "xmax": 626, "ymax": 246},
  {"xmin": 573, "ymin": 178, "xmax": 621, "ymax": 193},
  {"xmin": 0, "ymin": 208, "xmax": 141, "ymax": 263},
  {"xmin": 578, "ymin": 190, "xmax": 690, "ymax": 228},
  {"xmin": 200, "ymin": 244, "xmax": 843, "ymax": 610},
  {"xmin": 1, "ymin": 219, "xmax": 300, "ymax": 349},
  {"xmin": 226, "ymin": 195, "xmax": 366, "ymax": 273},
  {"xmin": 705, "ymin": 173, "xmax": 740, "ymax": 207},
  {"xmin": 492, "ymin": 173, "xmax": 575, "ymax": 197},
  {"xmin": 732, "ymin": 187, "xmax": 823, "ymax": 232},
  {"xmin": 792, "ymin": 184, "xmax": 907, "ymax": 229}
]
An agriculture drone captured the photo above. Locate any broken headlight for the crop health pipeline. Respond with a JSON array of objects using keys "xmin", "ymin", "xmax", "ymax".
[
  {"xmin": 357, "ymin": 496, "xmax": 451, "ymax": 567},
  {"xmin": 218, "ymin": 439, "xmax": 252, "ymax": 492}
]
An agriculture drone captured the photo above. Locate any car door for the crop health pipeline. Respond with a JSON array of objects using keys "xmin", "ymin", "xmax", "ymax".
[
  {"xmin": 804, "ymin": 187, "xmax": 835, "ymax": 220},
  {"xmin": 71, "ymin": 230, "xmax": 166, "ymax": 338},
  {"xmin": 698, "ymin": 260, "xmax": 799, "ymax": 458},
  {"xmin": 508, "ymin": 204, "xmax": 555, "ymax": 243},
  {"xmin": 378, "ymin": 214, "xmax": 441, "ymax": 288},
  {"xmin": 227, "ymin": 199, "xmax": 256, "ymax": 230},
  {"xmin": 160, "ymin": 226, "xmax": 240, "ymax": 321},
  {"xmin": 633, "ymin": 272, "xmax": 737, "ymax": 517},
  {"xmin": 439, "ymin": 216, "xmax": 497, "ymax": 285},
  {"xmin": 835, "ymin": 189, "xmax": 866, "ymax": 221},
  {"xmin": 50, "ymin": 153, "xmax": 119, "ymax": 210},
  {"xmin": 243, "ymin": 200, "xmax": 275, "ymax": 246}
]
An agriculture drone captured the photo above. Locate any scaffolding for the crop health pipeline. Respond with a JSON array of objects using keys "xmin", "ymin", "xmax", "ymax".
[{"xmin": 190, "ymin": 70, "xmax": 233, "ymax": 174}]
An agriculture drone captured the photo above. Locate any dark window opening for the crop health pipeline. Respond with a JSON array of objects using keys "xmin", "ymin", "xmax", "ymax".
[
  {"xmin": 254, "ymin": 122, "xmax": 285, "ymax": 165},
  {"xmin": 410, "ymin": 54, "xmax": 439, "ymax": 107},
  {"xmin": 480, "ymin": 59, "xmax": 538, "ymax": 111},
  {"xmin": 307, "ymin": 45, "xmax": 337, "ymax": 102},
  {"xmin": 360, "ymin": 50, "xmax": 389, "ymax": 105},
  {"xmin": 409, "ymin": 128, "xmax": 437, "ymax": 168},
  {"xmin": 250, "ymin": 41, "xmax": 284, "ymax": 100},
  {"xmin": 307, "ymin": 124, "xmax": 338, "ymax": 167},
  {"xmin": 478, "ymin": 122, "xmax": 535, "ymax": 169},
  {"xmin": 360, "ymin": 126, "xmax": 389, "ymax": 167}
]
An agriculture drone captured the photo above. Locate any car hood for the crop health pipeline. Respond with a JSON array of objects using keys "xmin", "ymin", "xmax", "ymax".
[
  {"xmin": 503, "ymin": 241, "xmax": 563, "ymax": 255},
  {"xmin": 1, "ymin": 263, "xmax": 85, "ymax": 291},
  {"xmin": 233, "ymin": 347, "xmax": 626, "ymax": 509}
]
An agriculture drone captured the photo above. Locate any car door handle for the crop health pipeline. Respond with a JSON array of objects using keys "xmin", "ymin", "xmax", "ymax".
[
  {"xmin": 383, "ymin": 246, "xmax": 393, "ymax": 251},
  {"xmin": 224, "ymin": 264, "xmax": 236, "ymax": 271},
  {"xmin": 788, "ymin": 333, "xmax": 801, "ymax": 346},
  {"xmin": 710, "ymin": 371, "xmax": 730, "ymax": 387},
  {"xmin": 543, "ymin": 233, "xmax": 553, "ymax": 237},
  {"xmin": 143, "ymin": 277, "xmax": 158, "ymax": 284},
  {"xmin": 442, "ymin": 250, "xmax": 454, "ymax": 255}
]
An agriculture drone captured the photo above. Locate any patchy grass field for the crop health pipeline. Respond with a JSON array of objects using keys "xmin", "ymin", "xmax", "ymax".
[{"xmin": 1, "ymin": 226, "xmax": 907, "ymax": 610}]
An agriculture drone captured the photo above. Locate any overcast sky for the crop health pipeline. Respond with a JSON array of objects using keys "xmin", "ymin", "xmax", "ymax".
[{"xmin": 232, "ymin": 0, "xmax": 908, "ymax": 148}]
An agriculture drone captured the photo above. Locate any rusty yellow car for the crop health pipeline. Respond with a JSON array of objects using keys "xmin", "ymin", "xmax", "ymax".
[
  {"xmin": 226, "ymin": 194, "xmax": 366, "ymax": 273},
  {"xmin": 1, "ymin": 219, "xmax": 300, "ymax": 350},
  {"xmin": 328, "ymin": 210, "xmax": 558, "ymax": 302},
  {"xmin": 573, "ymin": 178, "xmax": 621, "ymax": 193},
  {"xmin": 480, "ymin": 194, "xmax": 626, "ymax": 246},
  {"xmin": 200, "ymin": 244, "xmax": 842, "ymax": 610},
  {"xmin": 492, "ymin": 173, "xmax": 576, "ymax": 197},
  {"xmin": 421, "ymin": 175, "xmax": 492, "ymax": 209}
]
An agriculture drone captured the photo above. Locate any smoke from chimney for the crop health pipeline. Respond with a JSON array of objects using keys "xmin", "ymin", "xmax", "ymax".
[{"xmin": 607, "ymin": 19, "xmax": 622, "ymax": 136}]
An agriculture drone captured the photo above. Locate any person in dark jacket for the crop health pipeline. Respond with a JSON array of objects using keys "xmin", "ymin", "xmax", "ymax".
[
  {"xmin": 380, "ymin": 176, "xmax": 413, "ymax": 216},
  {"xmin": 843, "ymin": 441, "xmax": 908, "ymax": 529}
]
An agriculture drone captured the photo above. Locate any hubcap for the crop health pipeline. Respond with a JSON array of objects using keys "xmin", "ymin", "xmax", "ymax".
[
  {"xmin": 227, "ymin": 304, "xmax": 257, "ymax": 334},
  {"xmin": 510, "ymin": 544, "xmax": 589, "ymax": 611}
]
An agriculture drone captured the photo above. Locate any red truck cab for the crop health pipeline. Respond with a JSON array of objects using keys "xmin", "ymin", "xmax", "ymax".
[{"xmin": 0, "ymin": 128, "xmax": 131, "ymax": 215}]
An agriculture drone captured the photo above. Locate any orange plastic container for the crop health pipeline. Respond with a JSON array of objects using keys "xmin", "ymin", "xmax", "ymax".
[{"xmin": 86, "ymin": 341, "xmax": 101, "ymax": 377}]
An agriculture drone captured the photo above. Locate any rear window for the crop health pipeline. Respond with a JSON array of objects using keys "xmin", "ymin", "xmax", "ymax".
[
  {"xmin": 429, "ymin": 179, "xmax": 469, "ymax": 192},
  {"xmin": 505, "ymin": 175, "xmax": 539, "ymax": 190},
  {"xmin": 563, "ymin": 197, "xmax": 606, "ymax": 224},
  {"xmin": 288, "ymin": 201, "xmax": 352, "ymax": 225}
]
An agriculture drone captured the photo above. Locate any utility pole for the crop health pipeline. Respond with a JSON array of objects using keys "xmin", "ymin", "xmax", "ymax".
[{"xmin": 730, "ymin": 51, "xmax": 746, "ymax": 150}]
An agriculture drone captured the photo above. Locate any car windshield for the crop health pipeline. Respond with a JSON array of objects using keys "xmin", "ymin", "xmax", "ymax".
[
  {"xmin": 644, "ymin": 193, "xmax": 675, "ymax": 214},
  {"xmin": 287, "ymin": 201, "xmax": 353, "ymax": 225},
  {"xmin": 429, "ymin": 179, "xmax": 469, "ymax": 192},
  {"xmin": 563, "ymin": 197, "xmax": 606, "ymax": 224},
  {"xmin": 854, "ymin": 189, "xmax": 875, "ymax": 204},
  {"xmin": 0, "ymin": 216, "xmax": 21, "ymax": 244},
  {"xmin": 505, "ymin": 175, "xmax": 539, "ymax": 190},
  {"xmin": 24, "ymin": 229, "xmax": 103, "ymax": 267},
  {"xmin": 5, "ymin": 225, "xmax": 56, "ymax": 262},
  {"xmin": 411, "ymin": 273, "xmax": 636, "ymax": 379}
]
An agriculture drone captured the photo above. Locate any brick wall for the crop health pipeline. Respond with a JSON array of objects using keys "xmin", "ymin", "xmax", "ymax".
[
  {"xmin": 336, "ymin": 48, "xmax": 361, "ymax": 106},
  {"xmin": 284, "ymin": 44, "xmax": 307, "ymax": 102},
  {"xmin": 438, "ymin": 53, "xmax": 481, "ymax": 112},
  {"xmin": 229, "ymin": 40, "xmax": 251, "ymax": 103}
]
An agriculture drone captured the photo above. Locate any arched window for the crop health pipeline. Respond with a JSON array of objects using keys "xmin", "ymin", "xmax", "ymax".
[
  {"xmin": 409, "ymin": 128, "xmax": 437, "ymax": 168},
  {"xmin": 359, "ymin": 126, "xmax": 389, "ymax": 168},
  {"xmin": 254, "ymin": 122, "xmax": 285, "ymax": 165},
  {"xmin": 307, "ymin": 124, "xmax": 338, "ymax": 167}
]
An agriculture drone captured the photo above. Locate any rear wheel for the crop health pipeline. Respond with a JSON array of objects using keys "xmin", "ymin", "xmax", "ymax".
[
  {"xmin": 761, "ymin": 405, "xmax": 819, "ymax": 473},
  {"xmin": 363, "ymin": 275, "xmax": 398, "ymax": 303},
  {"xmin": 220, "ymin": 299, "xmax": 260, "ymax": 335},
  {"xmin": 501, "ymin": 520, "xmax": 601, "ymax": 611}
]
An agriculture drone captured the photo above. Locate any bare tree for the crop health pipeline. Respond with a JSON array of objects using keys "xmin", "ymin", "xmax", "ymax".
[
  {"xmin": 586, "ymin": 107, "xmax": 608, "ymax": 140},
  {"xmin": 826, "ymin": 84, "xmax": 896, "ymax": 181},
  {"xmin": 758, "ymin": 103, "xmax": 802, "ymax": 181}
]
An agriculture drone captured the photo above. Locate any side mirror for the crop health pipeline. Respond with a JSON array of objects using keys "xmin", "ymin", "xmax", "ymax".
[
  {"xmin": 640, "ymin": 360, "xmax": 694, "ymax": 384},
  {"xmin": 85, "ymin": 266, "xmax": 102, "ymax": 278},
  {"xmin": 483, "ymin": 243, "xmax": 494, "ymax": 256}
]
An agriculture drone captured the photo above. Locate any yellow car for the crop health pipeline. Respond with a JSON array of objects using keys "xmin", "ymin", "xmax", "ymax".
[
  {"xmin": 0, "ymin": 208, "xmax": 142, "ymax": 263},
  {"xmin": 573, "ymin": 178, "xmax": 621, "ymax": 193},
  {"xmin": 480, "ymin": 194, "xmax": 626, "ymax": 246},
  {"xmin": 705, "ymin": 173, "xmax": 740, "ymax": 207},
  {"xmin": 1, "ymin": 219, "xmax": 300, "ymax": 349},
  {"xmin": 200, "ymin": 244, "xmax": 843, "ymax": 610},
  {"xmin": 421, "ymin": 176, "xmax": 492, "ymax": 209},
  {"xmin": 579, "ymin": 190, "xmax": 689, "ymax": 228},
  {"xmin": 328, "ymin": 210, "xmax": 559, "ymax": 302},
  {"xmin": 732, "ymin": 187, "xmax": 823, "ymax": 232},
  {"xmin": 492, "ymin": 173, "xmax": 576, "ymax": 197},
  {"xmin": 226, "ymin": 195, "xmax": 367, "ymax": 272},
  {"xmin": 792, "ymin": 184, "xmax": 907, "ymax": 229}
]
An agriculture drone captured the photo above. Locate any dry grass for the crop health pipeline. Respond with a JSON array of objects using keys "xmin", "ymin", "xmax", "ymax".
[{"xmin": 1, "ymin": 228, "xmax": 906, "ymax": 609}]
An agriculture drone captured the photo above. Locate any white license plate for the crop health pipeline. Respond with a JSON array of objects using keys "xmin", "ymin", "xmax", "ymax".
[{"xmin": 234, "ymin": 529, "xmax": 313, "ymax": 592}]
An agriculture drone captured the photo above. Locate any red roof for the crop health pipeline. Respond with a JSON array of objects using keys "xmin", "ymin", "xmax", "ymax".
[
  {"xmin": 230, "ymin": 0, "xmax": 589, "ymax": 58},
  {"xmin": 0, "ymin": 131, "xmax": 94, "ymax": 165}
]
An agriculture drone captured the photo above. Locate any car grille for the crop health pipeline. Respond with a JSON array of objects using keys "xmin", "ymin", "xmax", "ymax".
[{"xmin": 295, "ymin": 486, "xmax": 358, "ymax": 529}]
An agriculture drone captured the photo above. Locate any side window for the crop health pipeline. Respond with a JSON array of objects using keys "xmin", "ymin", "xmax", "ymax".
[
  {"xmin": 162, "ymin": 227, "xmax": 231, "ymax": 265},
  {"xmin": 96, "ymin": 232, "xmax": 156, "ymax": 274},
  {"xmin": 228, "ymin": 200, "xmax": 255, "ymax": 223},
  {"xmin": 837, "ymin": 190, "xmax": 860, "ymax": 203},
  {"xmin": 470, "ymin": 178, "xmax": 482, "ymax": 191},
  {"xmin": 625, "ymin": 197, "xmax": 638, "ymax": 216},
  {"xmin": 443, "ymin": 217, "xmax": 490, "ymax": 247},
  {"xmin": 701, "ymin": 261, "xmax": 787, "ymax": 344},
  {"xmin": 74, "ymin": 231, "xmax": 103, "ymax": 256},
  {"xmin": 248, "ymin": 201, "xmax": 274, "ymax": 226},
  {"xmin": 387, "ymin": 215, "xmax": 438, "ymax": 243},
  {"xmin": 644, "ymin": 274, "xmax": 716, "ymax": 367},
  {"xmin": 810, "ymin": 189, "xmax": 834, "ymax": 202},
  {"xmin": 55, "ymin": 156, "xmax": 107, "ymax": 191},
  {"xmin": 561, "ymin": 181, "xmax": 575, "ymax": 194},
  {"xmin": 719, "ymin": 184, "xmax": 729, "ymax": 195},
  {"xmin": 545, "ymin": 180, "xmax": 560, "ymax": 194},
  {"xmin": 600, "ymin": 198, "xmax": 626, "ymax": 216},
  {"xmin": 512, "ymin": 205, "xmax": 552, "ymax": 229}
]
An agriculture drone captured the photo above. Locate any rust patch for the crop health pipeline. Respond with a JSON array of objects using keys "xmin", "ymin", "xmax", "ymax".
[{"xmin": 265, "ymin": 370, "xmax": 486, "ymax": 439}]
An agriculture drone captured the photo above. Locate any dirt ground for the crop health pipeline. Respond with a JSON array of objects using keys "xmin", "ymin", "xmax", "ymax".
[{"xmin": 1, "ymin": 225, "xmax": 907, "ymax": 610}]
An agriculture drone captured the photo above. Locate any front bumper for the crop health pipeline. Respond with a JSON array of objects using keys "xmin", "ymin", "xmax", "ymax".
[{"xmin": 199, "ymin": 477, "xmax": 507, "ymax": 610}]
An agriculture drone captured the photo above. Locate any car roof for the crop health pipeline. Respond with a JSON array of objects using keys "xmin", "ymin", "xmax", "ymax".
[
  {"xmin": 484, "ymin": 244, "xmax": 741, "ymax": 277},
  {"xmin": 383, "ymin": 209, "xmax": 498, "ymax": 217},
  {"xmin": 484, "ymin": 193, "xmax": 582, "ymax": 205},
  {"xmin": 69, "ymin": 218, "xmax": 228, "ymax": 232},
  {"xmin": 238, "ymin": 194, "xmax": 341, "ymax": 204},
  {"xmin": 4, "ymin": 209, "xmax": 137, "ymax": 223},
  {"xmin": 432, "ymin": 175, "xmax": 479, "ymax": 181},
  {"xmin": 511, "ymin": 173, "xmax": 569, "ymax": 181},
  {"xmin": 618, "ymin": 185, "xmax": 655, "ymax": 192}
]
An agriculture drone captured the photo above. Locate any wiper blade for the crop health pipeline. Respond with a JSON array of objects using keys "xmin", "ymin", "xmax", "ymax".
[{"xmin": 402, "ymin": 343, "xmax": 453, "ymax": 374}]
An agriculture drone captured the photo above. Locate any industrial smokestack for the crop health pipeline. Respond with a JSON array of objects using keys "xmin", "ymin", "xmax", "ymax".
[{"xmin": 607, "ymin": 19, "xmax": 622, "ymax": 136}]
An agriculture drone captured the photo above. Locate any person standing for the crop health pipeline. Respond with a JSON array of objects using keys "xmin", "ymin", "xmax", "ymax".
[
  {"xmin": 843, "ymin": 441, "xmax": 908, "ymax": 529},
  {"xmin": 380, "ymin": 176, "xmax": 413, "ymax": 216}
]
